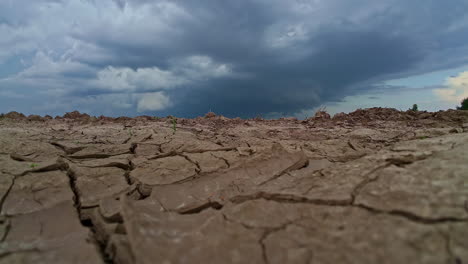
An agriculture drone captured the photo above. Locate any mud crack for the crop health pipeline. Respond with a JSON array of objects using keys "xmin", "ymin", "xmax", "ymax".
[
  {"xmin": 0, "ymin": 174, "xmax": 15, "ymax": 215},
  {"xmin": 64, "ymin": 163, "xmax": 115, "ymax": 264},
  {"xmin": 148, "ymin": 147, "xmax": 237, "ymax": 160},
  {"xmin": 355, "ymin": 204, "xmax": 468, "ymax": 224},
  {"xmin": 350, "ymin": 162, "xmax": 391, "ymax": 203},
  {"xmin": 230, "ymin": 192, "xmax": 351, "ymax": 206},
  {"xmin": 257, "ymin": 156, "xmax": 309, "ymax": 186}
]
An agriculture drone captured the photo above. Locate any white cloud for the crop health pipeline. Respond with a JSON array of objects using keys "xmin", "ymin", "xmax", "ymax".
[
  {"xmin": 434, "ymin": 71, "xmax": 468, "ymax": 104},
  {"xmin": 264, "ymin": 23, "xmax": 310, "ymax": 49},
  {"xmin": 0, "ymin": 24, "xmax": 36, "ymax": 62},
  {"xmin": 5, "ymin": 50, "xmax": 233, "ymax": 94},
  {"xmin": 0, "ymin": 51, "xmax": 94, "ymax": 98},
  {"xmin": 93, "ymin": 55, "xmax": 232, "ymax": 92},
  {"xmin": 94, "ymin": 66, "xmax": 185, "ymax": 92},
  {"xmin": 175, "ymin": 55, "xmax": 233, "ymax": 79},
  {"xmin": 71, "ymin": 0, "xmax": 193, "ymax": 49},
  {"xmin": 137, "ymin": 92, "xmax": 171, "ymax": 112},
  {"xmin": 16, "ymin": 51, "xmax": 93, "ymax": 79},
  {"xmin": 0, "ymin": 0, "xmax": 192, "ymax": 64}
]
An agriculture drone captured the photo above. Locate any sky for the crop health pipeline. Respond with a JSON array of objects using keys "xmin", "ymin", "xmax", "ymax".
[{"xmin": 1, "ymin": 0, "xmax": 468, "ymax": 118}]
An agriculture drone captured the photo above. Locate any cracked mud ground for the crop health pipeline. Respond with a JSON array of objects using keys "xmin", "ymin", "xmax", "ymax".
[{"xmin": 1, "ymin": 108, "xmax": 468, "ymax": 264}]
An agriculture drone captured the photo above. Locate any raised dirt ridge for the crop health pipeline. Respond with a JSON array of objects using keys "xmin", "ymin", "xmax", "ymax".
[{"xmin": 0, "ymin": 108, "xmax": 468, "ymax": 264}]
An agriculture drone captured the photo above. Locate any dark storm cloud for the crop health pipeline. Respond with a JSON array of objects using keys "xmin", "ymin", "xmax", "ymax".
[
  {"xmin": 73, "ymin": 1, "xmax": 274, "ymax": 69},
  {"xmin": 1, "ymin": 0, "xmax": 468, "ymax": 116},
  {"xmin": 164, "ymin": 30, "xmax": 423, "ymax": 117}
]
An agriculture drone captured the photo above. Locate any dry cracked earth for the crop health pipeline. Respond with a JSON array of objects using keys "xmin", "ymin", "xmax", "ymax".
[{"xmin": 1, "ymin": 108, "xmax": 468, "ymax": 264}]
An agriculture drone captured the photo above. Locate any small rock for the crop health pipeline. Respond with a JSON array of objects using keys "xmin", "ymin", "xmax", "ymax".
[
  {"xmin": 280, "ymin": 117, "xmax": 298, "ymax": 122},
  {"xmin": 449, "ymin": 128, "xmax": 463, "ymax": 133},
  {"xmin": 99, "ymin": 197, "xmax": 123, "ymax": 222},
  {"xmin": 314, "ymin": 111, "xmax": 331, "ymax": 120},
  {"xmin": 205, "ymin": 112, "xmax": 216, "ymax": 118},
  {"xmin": 418, "ymin": 112, "xmax": 432, "ymax": 119},
  {"xmin": 216, "ymin": 115, "xmax": 230, "ymax": 122},
  {"xmin": 237, "ymin": 147, "xmax": 253, "ymax": 156}
]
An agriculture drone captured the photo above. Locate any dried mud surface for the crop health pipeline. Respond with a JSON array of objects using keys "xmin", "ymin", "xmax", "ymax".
[{"xmin": 1, "ymin": 108, "xmax": 468, "ymax": 264}]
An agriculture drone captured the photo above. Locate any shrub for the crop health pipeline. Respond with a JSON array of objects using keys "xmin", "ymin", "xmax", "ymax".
[
  {"xmin": 411, "ymin": 104, "xmax": 418, "ymax": 111},
  {"xmin": 457, "ymin": 98, "xmax": 468, "ymax": 110}
]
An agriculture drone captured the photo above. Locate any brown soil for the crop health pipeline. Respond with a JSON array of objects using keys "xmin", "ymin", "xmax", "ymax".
[{"xmin": 1, "ymin": 107, "xmax": 468, "ymax": 264}]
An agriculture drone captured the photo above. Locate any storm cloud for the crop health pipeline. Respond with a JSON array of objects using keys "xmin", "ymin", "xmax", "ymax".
[{"xmin": 1, "ymin": 0, "xmax": 468, "ymax": 117}]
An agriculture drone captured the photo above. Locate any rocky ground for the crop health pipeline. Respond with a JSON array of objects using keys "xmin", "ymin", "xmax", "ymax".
[{"xmin": 0, "ymin": 108, "xmax": 468, "ymax": 264}]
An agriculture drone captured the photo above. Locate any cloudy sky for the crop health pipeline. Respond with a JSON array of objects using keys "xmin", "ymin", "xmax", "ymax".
[{"xmin": 1, "ymin": 0, "xmax": 468, "ymax": 118}]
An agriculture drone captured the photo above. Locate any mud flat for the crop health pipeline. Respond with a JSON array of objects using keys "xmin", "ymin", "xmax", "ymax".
[{"xmin": 1, "ymin": 108, "xmax": 468, "ymax": 264}]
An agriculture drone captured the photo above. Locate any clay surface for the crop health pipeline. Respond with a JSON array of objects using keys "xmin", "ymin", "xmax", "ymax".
[{"xmin": 1, "ymin": 108, "xmax": 467, "ymax": 263}]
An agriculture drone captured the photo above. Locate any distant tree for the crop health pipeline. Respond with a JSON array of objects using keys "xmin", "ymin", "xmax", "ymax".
[
  {"xmin": 457, "ymin": 98, "xmax": 468, "ymax": 110},
  {"xmin": 411, "ymin": 104, "xmax": 418, "ymax": 111}
]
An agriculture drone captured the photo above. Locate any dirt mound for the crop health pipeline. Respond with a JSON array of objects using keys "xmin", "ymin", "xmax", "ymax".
[
  {"xmin": 27, "ymin": 114, "xmax": 44, "ymax": 122},
  {"xmin": 63, "ymin": 110, "xmax": 91, "ymax": 120},
  {"xmin": 348, "ymin": 107, "xmax": 405, "ymax": 120},
  {"xmin": 330, "ymin": 107, "xmax": 468, "ymax": 125},
  {"xmin": 311, "ymin": 110, "xmax": 331, "ymax": 120},
  {"xmin": 1, "ymin": 108, "xmax": 468, "ymax": 263},
  {"xmin": 2, "ymin": 111, "xmax": 26, "ymax": 120},
  {"xmin": 205, "ymin": 112, "xmax": 217, "ymax": 118}
]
